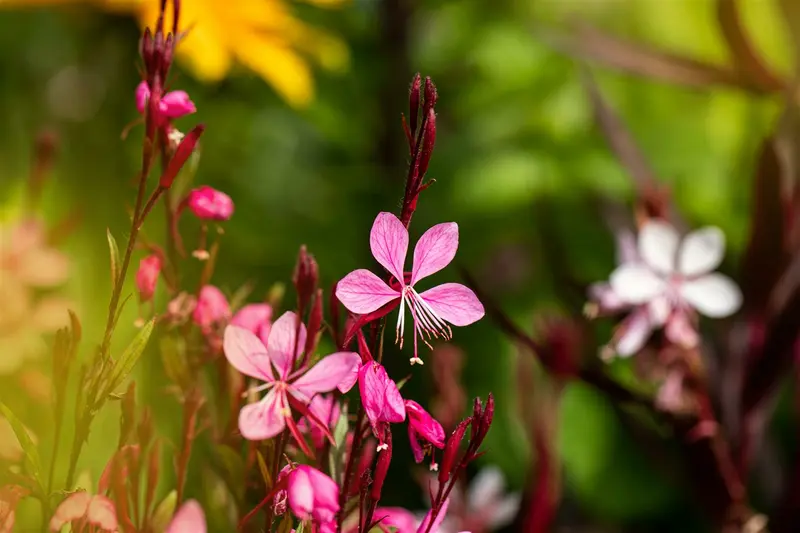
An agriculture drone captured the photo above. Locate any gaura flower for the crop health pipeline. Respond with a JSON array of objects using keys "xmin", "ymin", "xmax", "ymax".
[
  {"xmin": 166, "ymin": 500, "xmax": 206, "ymax": 533},
  {"xmin": 358, "ymin": 361, "xmax": 405, "ymax": 449},
  {"xmin": 405, "ymin": 400, "xmax": 445, "ymax": 466},
  {"xmin": 336, "ymin": 212, "xmax": 484, "ymax": 365},
  {"xmin": 286, "ymin": 465, "xmax": 339, "ymax": 533},
  {"xmin": 135, "ymin": 254, "xmax": 162, "ymax": 302},
  {"xmin": 49, "ymin": 491, "xmax": 117, "ymax": 532},
  {"xmin": 0, "ymin": 485, "xmax": 27, "ymax": 533},
  {"xmin": 187, "ymin": 186, "xmax": 234, "ymax": 222},
  {"xmin": 135, "ymin": 81, "xmax": 196, "ymax": 122},
  {"xmin": 192, "ymin": 285, "xmax": 231, "ymax": 333},
  {"xmin": 592, "ymin": 221, "xmax": 743, "ymax": 357},
  {"xmin": 230, "ymin": 303, "xmax": 273, "ymax": 347},
  {"xmin": 443, "ymin": 467, "xmax": 520, "ymax": 533},
  {"xmin": 223, "ymin": 311, "xmax": 360, "ymax": 443}
]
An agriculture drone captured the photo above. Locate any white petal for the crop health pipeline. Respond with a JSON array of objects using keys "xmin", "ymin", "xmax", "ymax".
[
  {"xmin": 609, "ymin": 264, "xmax": 666, "ymax": 304},
  {"xmin": 467, "ymin": 467, "xmax": 505, "ymax": 509},
  {"xmin": 486, "ymin": 493, "xmax": 522, "ymax": 529},
  {"xmin": 614, "ymin": 309, "xmax": 654, "ymax": 357},
  {"xmin": 678, "ymin": 226, "xmax": 725, "ymax": 277},
  {"xmin": 679, "ymin": 274, "xmax": 742, "ymax": 318},
  {"xmin": 638, "ymin": 220, "xmax": 679, "ymax": 275}
]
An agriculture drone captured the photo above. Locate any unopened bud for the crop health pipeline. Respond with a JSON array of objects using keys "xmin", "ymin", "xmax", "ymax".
[
  {"xmin": 160, "ymin": 124, "xmax": 204, "ymax": 188},
  {"xmin": 370, "ymin": 429, "xmax": 392, "ymax": 501},
  {"xmin": 470, "ymin": 397, "xmax": 483, "ymax": 441},
  {"xmin": 356, "ymin": 329, "xmax": 373, "ymax": 364},
  {"xmin": 140, "ymin": 28, "xmax": 154, "ymax": 69},
  {"xmin": 409, "ymin": 73, "xmax": 421, "ymax": 135},
  {"xmin": 423, "ymin": 76, "xmax": 437, "ymax": 113},
  {"xmin": 292, "ymin": 246, "xmax": 318, "ymax": 313},
  {"xmin": 439, "ymin": 418, "xmax": 469, "ymax": 484},
  {"xmin": 417, "ymin": 109, "xmax": 436, "ymax": 179},
  {"xmin": 304, "ymin": 288, "xmax": 323, "ymax": 357},
  {"xmin": 478, "ymin": 393, "xmax": 494, "ymax": 443}
]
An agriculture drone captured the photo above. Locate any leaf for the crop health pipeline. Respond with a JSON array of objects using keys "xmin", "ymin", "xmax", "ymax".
[
  {"xmin": 160, "ymin": 335, "xmax": 189, "ymax": 390},
  {"xmin": 106, "ymin": 228, "xmax": 121, "ymax": 286},
  {"xmin": 328, "ymin": 403, "xmax": 349, "ymax": 485},
  {"xmin": 0, "ymin": 403, "xmax": 42, "ymax": 486},
  {"xmin": 275, "ymin": 514, "xmax": 294, "ymax": 533},
  {"xmin": 150, "ymin": 490, "xmax": 177, "ymax": 533},
  {"xmin": 256, "ymin": 450, "xmax": 272, "ymax": 489},
  {"xmin": 107, "ymin": 318, "xmax": 155, "ymax": 392}
]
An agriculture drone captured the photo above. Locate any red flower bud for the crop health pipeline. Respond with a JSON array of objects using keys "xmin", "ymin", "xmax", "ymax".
[
  {"xmin": 439, "ymin": 418, "xmax": 469, "ymax": 484},
  {"xmin": 293, "ymin": 245, "xmax": 319, "ymax": 313},
  {"xmin": 370, "ymin": 428, "xmax": 392, "ymax": 501},
  {"xmin": 409, "ymin": 73, "xmax": 422, "ymax": 136},
  {"xmin": 304, "ymin": 288, "xmax": 323, "ymax": 358},
  {"xmin": 417, "ymin": 109, "xmax": 436, "ymax": 179},
  {"xmin": 159, "ymin": 124, "xmax": 204, "ymax": 188},
  {"xmin": 423, "ymin": 76, "xmax": 437, "ymax": 113}
]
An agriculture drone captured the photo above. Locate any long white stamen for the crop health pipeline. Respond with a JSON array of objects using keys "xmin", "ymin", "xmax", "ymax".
[
  {"xmin": 396, "ymin": 293, "xmax": 406, "ymax": 347},
  {"xmin": 412, "ymin": 288, "xmax": 452, "ymax": 340},
  {"xmin": 241, "ymin": 381, "xmax": 274, "ymax": 398}
]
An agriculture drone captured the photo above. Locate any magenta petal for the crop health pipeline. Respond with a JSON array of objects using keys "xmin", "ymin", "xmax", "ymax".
[
  {"xmin": 267, "ymin": 311, "xmax": 307, "ymax": 379},
  {"xmin": 358, "ymin": 362, "xmax": 406, "ymax": 426},
  {"xmin": 336, "ymin": 269, "xmax": 400, "ymax": 315},
  {"xmin": 160, "ymin": 90, "xmax": 197, "ymax": 118},
  {"xmin": 408, "ymin": 425, "xmax": 425, "ymax": 463},
  {"xmin": 405, "ymin": 400, "xmax": 445, "ymax": 448},
  {"xmin": 417, "ymin": 498, "xmax": 450, "ymax": 533},
  {"xmin": 370, "ymin": 212, "xmax": 409, "ymax": 283},
  {"xmin": 239, "ymin": 389, "xmax": 287, "ymax": 441},
  {"xmin": 418, "ymin": 283, "xmax": 484, "ymax": 326},
  {"xmin": 166, "ymin": 500, "xmax": 206, "ymax": 533},
  {"xmin": 135, "ymin": 81, "xmax": 149, "ymax": 114},
  {"xmin": 374, "ymin": 507, "xmax": 418, "ymax": 533},
  {"xmin": 411, "ymin": 222, "xmax": 458, "ymax": 286},
  {"xmin": 223, "ymin": 326, "xmax": 274, "ymax": 382},
  {"xmin": 291, "ymin": 352, "xmax": 361, "ymax": 398}
]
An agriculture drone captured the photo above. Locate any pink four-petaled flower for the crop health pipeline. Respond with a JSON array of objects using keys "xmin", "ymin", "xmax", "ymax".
[
  {"xmin": 336, "ymin": 212, "xmax": 484, "ymax": 364},
  {"xmin": 286, "ymin": 465, "xmax": 340, "ymax": 533}
]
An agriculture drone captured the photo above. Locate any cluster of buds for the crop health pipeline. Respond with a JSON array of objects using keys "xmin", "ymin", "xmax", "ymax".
[{"xmin": 400, "ymin": 74, "xmax": 438, "ymax": 227}]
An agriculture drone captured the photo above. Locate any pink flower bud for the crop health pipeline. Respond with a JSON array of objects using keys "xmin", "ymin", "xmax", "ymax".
[
  {"xmin": 135, "ymin": 81, "xmax": 196, "ymax": 120},
  {"xmin": 405, "ymin": 400, "xmax": 445, "ymax": 463},
  {"xmin": 135, "ymin": 254, "xmax": 162, "ymax": 302},
  {"xmin": 192, "ymin": 285, "xmax": 231, "ymax": 332},
  {"xmin": 409, "ymin": 73, "xmax": 421, "ymax": 135},
  {"xmin": 286, "ymin": 465, "xmax": 339, "ymax": 529},
  {"xmin": 231, "ymin": 303, "xmax": 273, "ymax": 347},
  {"xmin": 187, "ymin": 185, "xmax": 234, "ymax": 221}
]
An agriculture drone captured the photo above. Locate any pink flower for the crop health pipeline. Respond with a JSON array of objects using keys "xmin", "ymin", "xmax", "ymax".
[
  {"xmin": 231, "ymin": 303, "xmax": 273, "ymax": 347},
  {"xmin": 372, "ymin": 507, "xmax": 418, "ymax": 533},
  {"xmin": 187, "ymin": 186, "xmax": 234, "ymax": 221},
  {"xmin": 286, "ymin": 465, "xmax": 339, "ymax": 533},
  {"xmin": 49, "ymin": 491, "xmax": 117, "ymax": 532},
  {"xmin": 192, "ymin": 285, "xmax": 231, "ymax": 333},
  {"xmin": 166, "ymin": 500, "xmax": 206, "ymax": 533},
  {"xmin": 135, "ymin": 254, "xmax": 162, "ymax": 302},
  {"xmin": 336, "ymin": 212, "xmax": 484, "ymax": 364},
  {"xmin": 135, "ymin": 81, "xmax": 196, "ymax": 121},
  {"xmin": 298, "ymin": 394, "xmax": 341, "ymax": 449},
  {"xmin": 358, "ymin": 361, "xmax": 406, "ymax": 447},
  {"xmin": 405, "ymin": 400, "xmax": 445, "ymax": 464},
  {"xmin": 223, "ymin": 311, "xmax": 361, "ymax": 442}
]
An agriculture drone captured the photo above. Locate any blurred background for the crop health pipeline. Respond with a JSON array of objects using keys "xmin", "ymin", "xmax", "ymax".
[{"xmin": 0, "ymin": 0, "xmax": 793, "ymax": 531}]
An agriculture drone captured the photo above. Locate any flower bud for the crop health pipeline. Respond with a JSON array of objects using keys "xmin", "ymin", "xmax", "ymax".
[
  {"xmin": 161, "ymin": 125, "xmax": 205, "ymax": 189},
  {"xmin": 192, "ymin": 285, "xmax": 231, "ymax": 333},
  {"xmin": 409, "ymin": 73, "xmax": 421, "ymax": 136},
  {"xmin": 135, "ymin": 254, "xmax": 162, "ymax": 302},
  {"xmin": 417, "ymin": 108, "xmax": 436, "ymax": 179},
  {"xmin": 370, "ymin": 428, "xmax": 392, "ymax": 501},
  {"xmin": 423, "ymin": 76, "xmax": 437, "ymax": 113},
  {"xmin": 292, "ymin": 246, "xmax": 318, "ymax": 313},
  {"xmin": 439, "ymin": 418, "xmax": 469, "ymax": 484}
]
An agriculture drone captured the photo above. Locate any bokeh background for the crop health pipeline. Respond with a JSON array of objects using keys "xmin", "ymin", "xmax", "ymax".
[{"xmin": 0, "ymin": 0, "xmax": 793, "ymax": 531}]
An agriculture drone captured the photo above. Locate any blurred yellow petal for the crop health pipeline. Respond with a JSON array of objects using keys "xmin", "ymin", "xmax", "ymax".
[
  {"xmin": 300, "ymin": 0, "xmax": 349, "ymax": 8},
  {"xmin": 286, "ymin": 21, "xmax": 349, "ymax": 72}
]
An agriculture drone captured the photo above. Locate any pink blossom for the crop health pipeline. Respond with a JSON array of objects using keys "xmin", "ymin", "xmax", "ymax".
[
  {"xmin": 165, "ymin": 500, "xmax": 206, "ymax": 533},
  {"xmin": 405, "ymin": 400, "xmax": 445, "ymax": 464},
  {"xmin": 372, "ymin": 507, "xmax": 418, "ymax": 533},
  {"xmin": 231, "ymin": 303, "xmax": 273, "ymax": 347},
  {"xmin": 286, "ymin": 465, "xmax": 339, "ymax": 533},
  {"xmin": 49, "ymin": 491, "xmax": 118, "ymax": 532},
  {"xmin": 135, "ymin": 254, "xmax": 162, "ymax": 302},
  {"xmin": 298, "ymin": 394, "xmax": 341, "ymax": 449},
  {"xmin": 187, "ymin": 186, "xmax": 234, "ymax": 221},
  {"xmin": 135, "ymin": 81, "xmax": 196, "ymax": 121},
  {"xmin": 336, "ymin": 212, "xmax": 484, "ymax": 364},
  {"xmin": 358, "ymin": 361, "xmax": 406, "ymax": 446},
  {"xmin": 192, "ymin": 285, "xmax": 231, "ymax": 333},
  {"xmin": 223, "ymin": 311, "xmax": 361, "ymax": 441}
]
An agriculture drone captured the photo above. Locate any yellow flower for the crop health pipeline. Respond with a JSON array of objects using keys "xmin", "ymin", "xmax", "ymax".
[{"xmin": 3, "ymin": 0, "xmax": 349, "ymax": 107}]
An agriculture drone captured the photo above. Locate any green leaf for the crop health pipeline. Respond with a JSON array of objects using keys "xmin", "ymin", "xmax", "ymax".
[
  {"xmin": 150, "ymin": 490, "xmax": 178, "ymax": 533},
  {"xmin": 106, "ymin": 228, "xmax": 121, "ymax": 286},
  {"xmin": 108, "ymin": 318, "xmax": 155, "ymax": 392},
  {"xmin": 256, "ymin": 450, "xmax": 272, "ymax": 488},
  {"xmin": 160, "ymin": 335, "xmax": 189, "ymax": 390},
  {"xmin": 328, "ymin": 403, "xmax": 349, "ymax": 485},
  {"xmin": 0, "ymin": 403, "xmax": 42, "ymax": 486}
]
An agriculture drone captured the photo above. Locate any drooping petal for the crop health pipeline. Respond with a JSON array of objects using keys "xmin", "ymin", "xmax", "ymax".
[
  {"xmin": 408, "ymin": 425, "xmax": 425, "ymax": 463},
  {"xmin": 49, "ymin": 492, "xmax": 91, "ymax": 531},
  {"xmin": 223, "ymin": 326, "xmax": 274, "ymax": 382},
  {"xmin": 374, "ymin": 507, "xmax": 418, "ymax": 533},
  {"xmin": 267, "ymin": 312, "xmax": 307, "ymax": 379},
  {"xmin": 638, "ymin": 220, "xmax": 679, "ymax": 275},
  {"xmin": 238, "ymin": 389, "xmax": 287, "ymax": 441},
  {"xmin": 358, "ymin": 362, "xmax": 406, "ymax": 426},
  {"xmin": 647, "ymin": 295, "xmax": 671, "ymax": 327},
  {"xmin": 291, "ymin": 352, "xmax": 361, "ymax": 398},
  {"xmin": 166, "ymin": 500, "xmax": 206, "ymax": 533},
  {"xmin": 609, "ymin": 264, "xmax": 666, "ymax": 304},
  {"xmin": 614, "ymin": 309, "xmax": 654, "ymax": 357},
  {"xmin": 679, "ymin": 274, "xmax": 742, "ymax": 318},
  {"xmin": 86, "ymin": 495, "xmax": 118, "ymax": 531},
  {"xmin": 404, "ymin": 400, "xmax": 445, "ymax": 452},
  {"xmin": 411, "ymin": 222, "xmax": 458, "ymax": 286},
  {"xmin": 335, "ymin": 269, "xmax": 400, "ymax": 315},
  {"xmin": 370, "ymin": 212, "xmax": 409, "ymax": 283},
  {"xmin": 677, "ymin": 226, "xmax": 725, "ymax": 277},
  {"xmin": 417, "ymin": 283, "xmax": 484, "ymax": 326}
]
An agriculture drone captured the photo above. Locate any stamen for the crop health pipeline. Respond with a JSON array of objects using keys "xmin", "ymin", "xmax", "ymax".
[
  {"xmin": 376, "ymin": 443, "xmax": 389, "ymax": 452},
  {"xmin": 241, "ymin": 381, "xmax": 274, "ymax": 398},
  {"xmin": 409, "ymin": 356, "xmax": 424, "ymax": 366},
  {"xmin": 395, "ymin": 293, "xmax": 406, "ymax": 348}
]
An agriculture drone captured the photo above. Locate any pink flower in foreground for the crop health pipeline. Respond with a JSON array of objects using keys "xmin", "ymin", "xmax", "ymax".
[
  {"xmin": 192, "ymin": 285, "xmax": 231, "ymax": 334},
  {"xmin": 135, "ymin": 81, "xmax": 196, "ymax": 121},
  {"xmin": 231, "ymin": 303, "xmax": 273, "ymax": 347},
  {"xmin": 49, "ymin": 491, "xmax": 117, "ymax": 532},
  {"xmin": 287, "ymin": 465, "xmax": 339, "ymax": 533},
  {"xmin": 135, "ymin": 254, "xmax": 162, "ymax": 302},
  {"xmin": 224, "ymin": 311, "xmax": 361, "ymax": 442},
  {"xmin": 358, "ymin": 361, "xmax": 405, "ymax": 448},
  {"xmin": 166, "ymin": 500, "xmax": 206, "ymax": 533},
  {"xmin": 187, "ymin": 186, "xmax": 234, "ymax": 221},
  {"xmin": 336, "ymin": 212, "xmax": 484, "ymax": 365},
  {"xmin": 405, "ymin": 400, "xmax": 445, "ymax": 465},
  {"xmin": 592, "ymin": 221, "xmax": 742, "ymax": 358}
]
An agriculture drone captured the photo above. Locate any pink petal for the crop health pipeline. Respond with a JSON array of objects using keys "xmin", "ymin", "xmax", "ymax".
[
  {"xmin": 408, "ymin": 425, "xmax": 425, "ymax": 463},
  {"xmin": 404, "ymin": 400, "xmax": 445, "ymax": 449},
  {"xmin": 679, "ymin": 274, "xmax": 742, "ymax": 318},
  {"xmin": 411, "ymin": 222, "xmax": 458, "ymax": 286},
  {"xmin": 358, "ymin": 362, "xmax": 406, "ymax": 425},
  {"xmin": 664, "ymin": 311, "xmax": 699, "ymax": 348},
  {"xmin": 608, "ymin": 264, "xmax": 666, "ymax": 305},
  {"xmin": 416, "ymin": 498, "xmax": 449, "ymax": 533},
  {"xmin": 135, "ymin": 81, "xmax": 149, "ymax": 114},
  {"xmin": 166, "ymin": 500, "xmax": 206, "ymax": 533},
  {"xmin": 86, "ymin": 495, "xmax": 118, "ymax": 531},
  {"xmin": 336, "ymin": 269, "xmax": 400, "ymax": 315},
  {"xmin": 374, "ymin": 507, "xmax": 418, "ymax": 533},
  {"xmin": 267, "ymin": 312, "xmax": 307, "ymax": 380},
  {"xmin": 49, "ymin": 492, "xmax": 91, "ymax": 531},
  {"xmin": 370, "ymin": 212, "xmax": 409, "ymax": 283},
  {"xmin": 160, "ymin": 90, "xmax": 197, "ymax": 118},
  {"xmin": 223, "ymin": 326, "xmax": 274, "ymax": 382},
  {"xmin": 291, "ymin": 352, "xmax": 361, "ymax": 398},
  {"xmin": 614, "ymin": 309, "xmax": 654, "ymax": 357},
  {"xmin": 239, "ymin": 389, "xmax": 287, "ymax": 441},
  {"xmin": 417, "ymin": 283, "xmax": 484, "ymax": 326}
]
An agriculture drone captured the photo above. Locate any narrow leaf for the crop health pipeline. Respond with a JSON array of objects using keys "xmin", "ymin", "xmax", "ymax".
[
  {"xmin": 328, "ymin": 403, "xmax": 349, "ymax": 485},
  {"xmin": 106, "ymin": 228, "xmax": 121, "ymax": 286},
  {"xmin": 256, "ymin": 450, "xmax": 272, "ymax": 488},
  {"xmin": 0, "ymin": 403, "xmax": 42, "ymax": 485},
  {"xmin": 108, "ymin": 318, "xmax": 155, "ymax": 391},
  {"xmin": 150, "ymin": 490, "xmax": 177, "ymax": 533}
]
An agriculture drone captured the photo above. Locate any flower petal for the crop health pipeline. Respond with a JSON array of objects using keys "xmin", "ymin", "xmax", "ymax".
[
  {"xmin": 358, "ymin": 362, "xmax": 406, "ymax": 425},
  {"xmin": 486, "ymin": 493, "xmax": 523, "ymax": 530},
  {"xmin": 417, "ymin": 283, "xmax": 484, "ymax": 327},
  {"xmin": 267, "ymin": 311, "xmax": 307, "ymax": 379},
  {"xmin": 370, "ymin": 212, "xmax": 409, "ymax": 283},
  {"xmin": 677, "ymin": 226, "xmax": 725, "ymax": 277},
  {"xmin": 291, "ymin": 352, "xmax": 361, "ymax": 398},
  {"xmin": 239, "ymin": 389, "xmax": 287, "ymax": 441},
  {"xmin": 467, "ymin": 467, "xmax": 506, "ymax": 509},
  {"xmin": 679, "ymin": 274, "xmax": 742, "ymax": 318},
  {"xmin": 166, "ymin": 500, "xmax": 206, "ymax": 533},
  {"xmin": 615, "ymin": 229, "xmax": 639, "ymax": 265},
  {"xmin": 49, "ymin": 492, "xmax": 91, "ymax": 531},
  {"xmin": 335, "ymin": 269, "xmax": 400, "ymax": 315},
  {"xmin": 374, "ymin": 507, "xmax": 418, "ymax": 533},
  {"xmin": 416, "ymin": 498, "xmax": 449, "ymax": 533},
  {"xmin": 609, "ymin": 264, "xmax": 666, "ymax": 304},
  {"xmin": 223, "ymin": 326, "xmax": 274, "ymax": 382},
  {"xmin": 614, "ymin": 309, "xmax": 654, "ymax": 357},
  {"xmin": 638, "ymin": 220, "xmax": 679, "ymax": 275},
  {"xmin": 411, "ymin": 222, "xmax": 458, "ymax": 286},
  {"xmin": 86, "ymin": 496, "xmax": 118, "ymax": 531}
]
